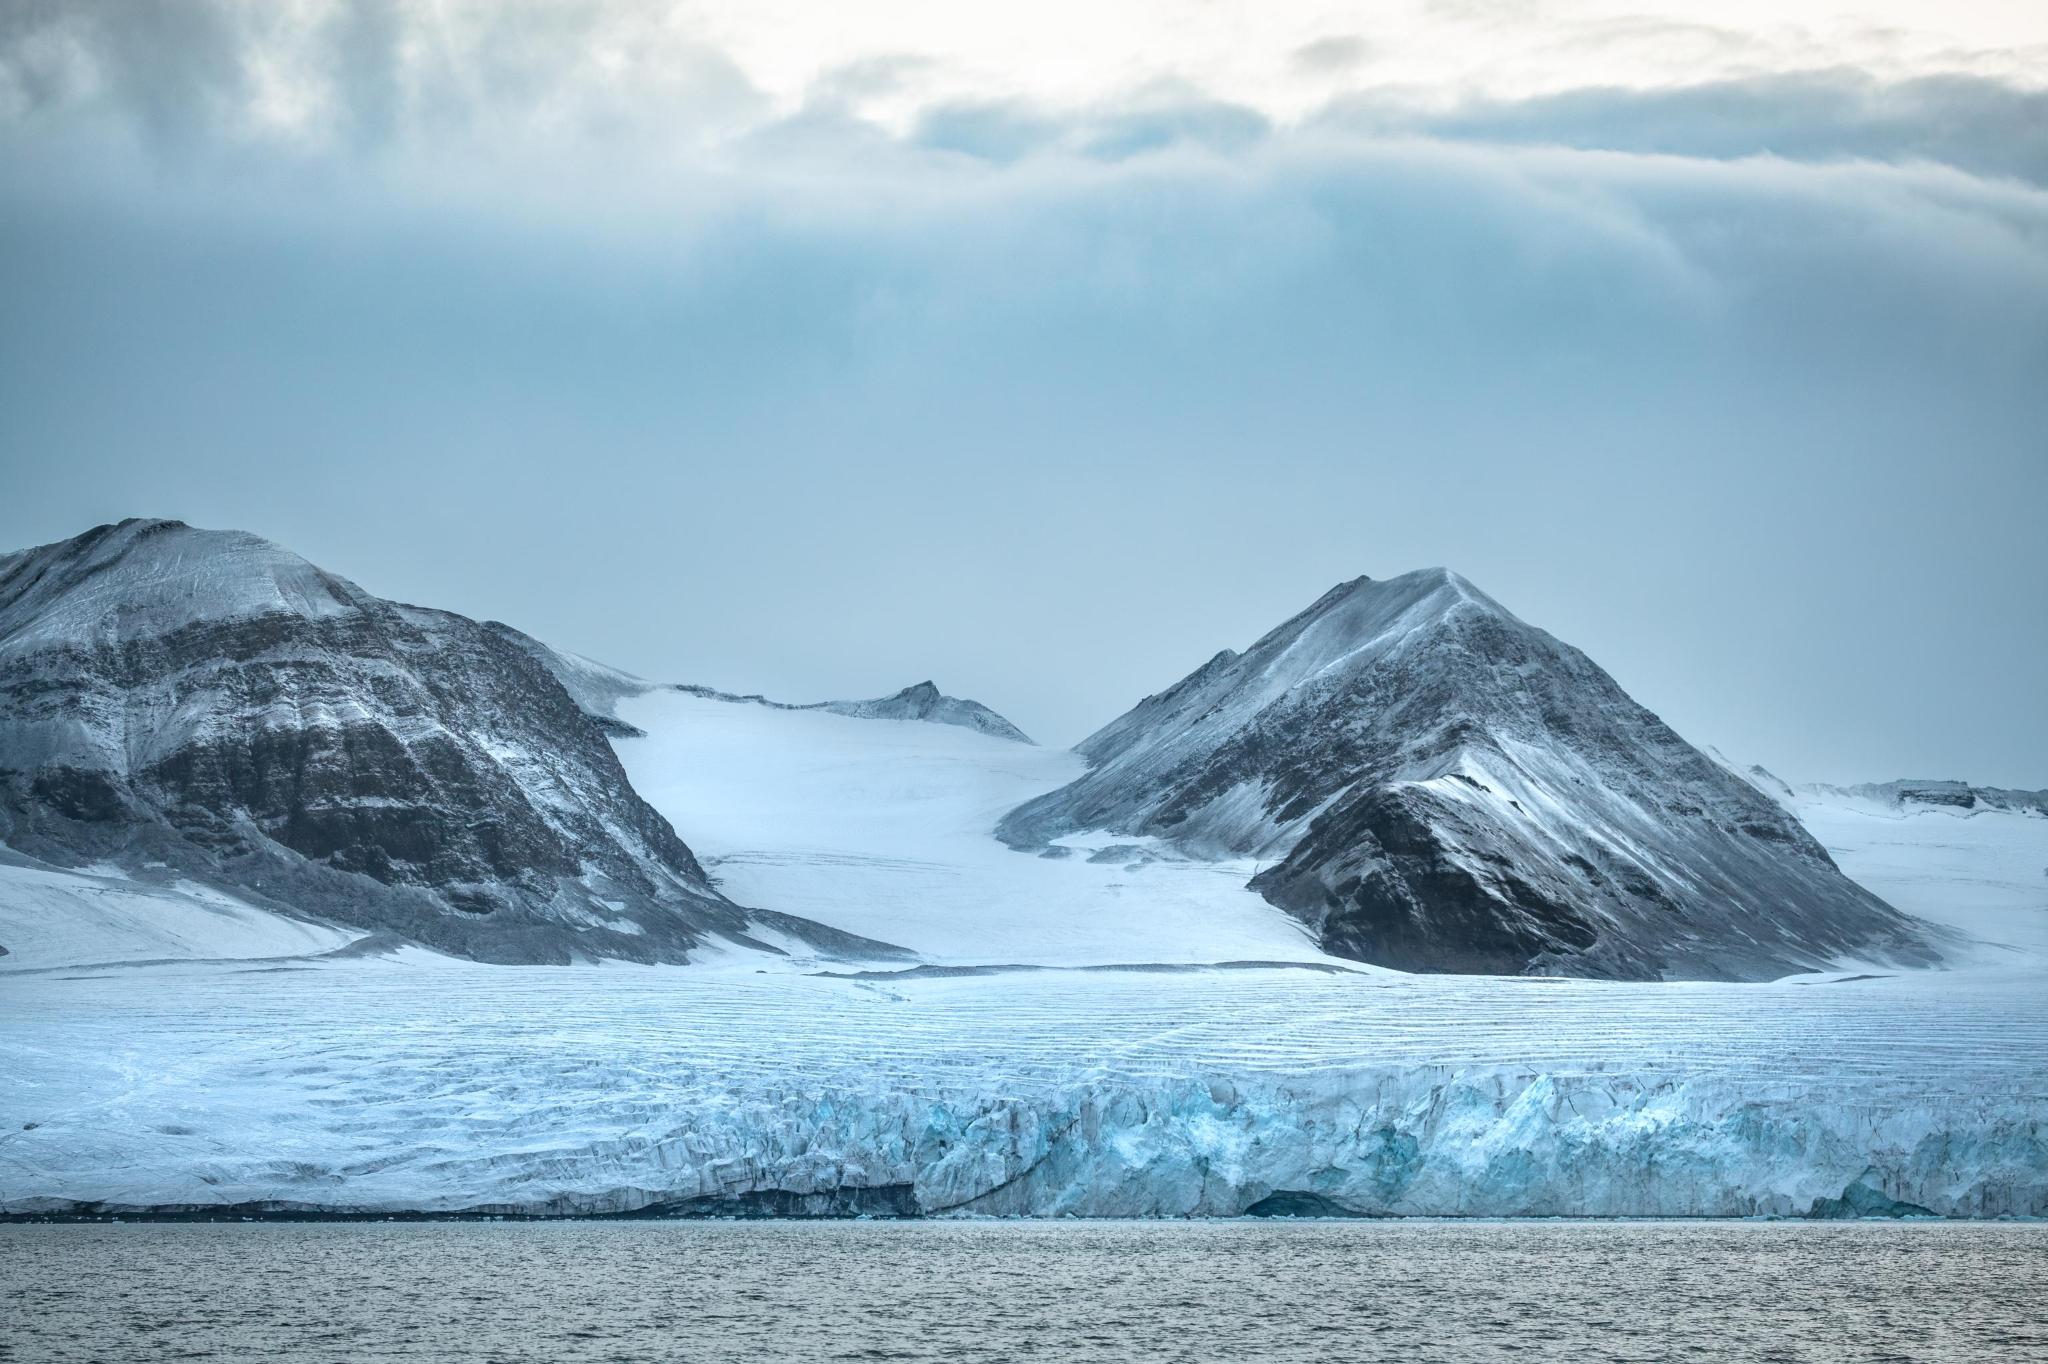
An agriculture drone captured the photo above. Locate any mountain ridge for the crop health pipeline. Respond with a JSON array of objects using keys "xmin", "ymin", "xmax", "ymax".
[{"xmin": 535, "ymin": 664, "xmax": 1035, "ymax": 746}]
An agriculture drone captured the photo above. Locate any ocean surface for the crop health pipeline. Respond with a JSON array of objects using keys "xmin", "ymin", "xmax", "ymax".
[{"xmin": 2, "ymin": 1220, "xmax": 2042, "ymax": 1363}]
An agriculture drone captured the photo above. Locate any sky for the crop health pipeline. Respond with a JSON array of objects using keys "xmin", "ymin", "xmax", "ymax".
[{"xmin": 1, "ymin": 1, "xmax": 2044, "ymax": 784}]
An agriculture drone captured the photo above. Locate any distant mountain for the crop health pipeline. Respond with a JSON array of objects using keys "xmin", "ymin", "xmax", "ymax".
[
  {"xmin": 599, "ymin": 677, "xmax": 1033, "ymax": 744},
  {"xmin": 821, "ymin": 682, "xmax": 1032, "ymax": 743},
  {"xmin": 1802, "ymin": 779, "xmax": 2048, "ymax": 817},
  {"xmin": 0, "ymin": 519, "xmax": 897, "ymax": 964},
  {"xmin": 1000, "ymin": 570, "xmax": 1936, "ymax": 981}
]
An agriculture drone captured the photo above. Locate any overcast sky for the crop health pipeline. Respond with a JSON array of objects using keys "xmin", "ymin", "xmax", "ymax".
[{"xmin": 2, "ymin": 1, "xmax": 2044, "ymax": 784}]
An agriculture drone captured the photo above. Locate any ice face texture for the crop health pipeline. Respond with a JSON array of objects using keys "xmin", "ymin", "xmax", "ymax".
[
  {"xmin": 1001, "ymin": 571, "xmax": 1935, "ymax": 980},
  {"xmin": 3, "ymin": 945, "xmax": 2042, "ymax": 1218}
]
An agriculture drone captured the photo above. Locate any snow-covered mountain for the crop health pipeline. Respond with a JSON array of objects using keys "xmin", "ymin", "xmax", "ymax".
[
  {"xmin": 820, "ymin": 681, "xmax": 1032, "ymax": 743},
  {"xmin": 508, "ymin": 644, "xmax": 1034, "ymax": 747},
  {"xmin": 0, "ymin": 519, "xmax": 895, "ymax": 965},
  {"xmin": 494, "ymin": 640, "xmax": 1047, "ymax": 749},
  {"xmin": 1000, "ymin": 570, "xmax": 1936, "ymax": 981}
]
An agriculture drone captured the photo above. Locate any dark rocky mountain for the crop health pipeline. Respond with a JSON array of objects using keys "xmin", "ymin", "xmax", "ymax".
[
  {"xmin": 0, "ymin": 519, "xmax": 899, "ymax": 964},
  {"xmin": 1000, "ymin": 570, "xmax": 1937, "ymax": 981}
]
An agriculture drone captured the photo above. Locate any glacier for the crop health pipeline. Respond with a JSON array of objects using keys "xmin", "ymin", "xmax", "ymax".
[
  {"xmin": 3, "ymin": 693, "xmax": 2044, "ymax": 1218},
  {"xmin": 3, "ymin": 954, "xmax": 2042, "ymax": 1218}
]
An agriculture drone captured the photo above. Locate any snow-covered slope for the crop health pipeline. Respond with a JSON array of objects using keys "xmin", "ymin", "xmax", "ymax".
[
  {"xmin": 1001, "ymin": 571, "xmax": 1933, "ymax": 982},
  {"xmin": 0, "ymin": 519, "xmax": 892, "ymax": 965},
  {"xmin": 1780, "ymin": 783, "xmax": 2048, "ymax": 963},
  {"xmin": 611, "ymin": 688, "xmax": 1319, "ymax": 965},
  {"xmin": 0, "ymin": 851, "xmax": 360, "ymax": 969}
]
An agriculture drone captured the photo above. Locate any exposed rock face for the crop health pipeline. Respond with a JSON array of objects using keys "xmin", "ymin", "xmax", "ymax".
[
  {"xmin": 1000, "ymin": 570, "xmax": 1936, "ymax": 981},
  {"xmin": 0, "ymin": 519, "xmax": 897, "ymax": 964},
  {"xmin": 489, "ymin": 633, "xmax": 653, "ymax": 739}
]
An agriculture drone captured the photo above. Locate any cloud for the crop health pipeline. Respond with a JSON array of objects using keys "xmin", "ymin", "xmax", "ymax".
[
  {"xmin": 6, "ymin": 2, "xmax": 2040, "ymax": 190},
  {"xmin": 0, "ymin": 4, "xmax": 2045, "ymax": 780},
  {"xmin": 0, "ymin": 0, "xmax": 768, "ymax": 161},
  {"xmin": 913, "ymin": 99, "xmax": 1062, "ymax": 163},
  {"xmin": 1291, "ymin": 35, "xmax": 1372, "ymax": 74},
  {"xmin": 0, "ymin": 0, "xmax": 244, "ymax": 149},
  {"xmin": 1322, "ymin": 70, "xmax": 2048, "ymax": 186},
  {"xmin": 911, "ymin": 88, "xmax": 1268, "ymax": 164},
  {"xmin": 322, "ymin": 0, "xmax": 401, "ymax": 151},
  {"xmin": 1078, "ymin": 93, "xmax": 1267, "ymax": 162}
]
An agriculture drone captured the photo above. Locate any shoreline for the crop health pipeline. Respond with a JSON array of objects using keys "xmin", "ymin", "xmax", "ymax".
[{"xmin": 7, "ymin": 1208, "xmax": 2034, "ymax": 1225}]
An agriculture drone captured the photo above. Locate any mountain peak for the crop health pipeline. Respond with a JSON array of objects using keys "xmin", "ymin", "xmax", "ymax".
[
  {"xmin": 0, "ymin": 519, "xmax": 366, "ymax": 659},
  {"xmin": 1002, "ymin": 570, "xmax": 1931, "ymax": 980},
  {"xmin": 825, "ymin": 681, "xmax": 1033, "ymax": 744},
  {"xmin": 1293, "ymin": 566, "xmax": 1499, "ymax": 627}
]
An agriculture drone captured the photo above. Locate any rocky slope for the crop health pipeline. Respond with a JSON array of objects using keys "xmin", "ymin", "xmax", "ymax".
[
  {"xmin": 1000, "ymin": 570, "xmax": 1936, "ymax": 980},
  {"xmin": 0, "ymin": 519, "xmax": 896, "ymax": 964}
]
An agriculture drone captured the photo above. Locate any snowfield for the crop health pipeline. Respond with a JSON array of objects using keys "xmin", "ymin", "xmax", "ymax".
[
  {"xmin": 0, "ymin": 855, "xmax": 359, "ymax": 970},
  {"xmin": 2, "ymin": 696, "xmax": 2044, "ymax": 1217},
  {"xmin": 613, "ymin": 690, "xmax": 1326, "ymax": 967}
]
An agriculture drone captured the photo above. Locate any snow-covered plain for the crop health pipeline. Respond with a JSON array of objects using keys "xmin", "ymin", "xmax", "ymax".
[{"xmin": 1, "ymin": 698, "xmax": 2044, "ymax": 1217}]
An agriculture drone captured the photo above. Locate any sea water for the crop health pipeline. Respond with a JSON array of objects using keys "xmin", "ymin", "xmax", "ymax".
[{"xmin": 2, "ymin": 1219, "xmax": 2042, "ymax": 1363}]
